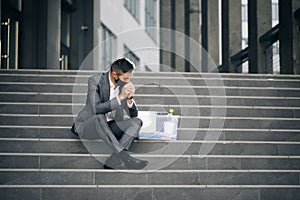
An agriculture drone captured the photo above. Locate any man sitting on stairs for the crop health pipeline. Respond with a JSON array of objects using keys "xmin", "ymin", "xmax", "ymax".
[{"xmin": 71, "ymin": 58, "xmax": 148, "ymax": 170}]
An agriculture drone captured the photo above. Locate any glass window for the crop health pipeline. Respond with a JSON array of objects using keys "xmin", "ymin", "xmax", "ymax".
[
  {"xmin": 272, "ymin": 3, "xmax": 279, "ymax": 21},
  {"xmin": 101, "ymin": 24, "xmax": 116, "ymax": 68},
  {"xmin": 241, "ymin": 4, "xmax": 248, "ymax": 22},
  {"xmin": 272, "ymin": 41, "xmax": 280, "ymax": 74},
  {"xmin": 145, "ymin": 0, "xmax": 157, "ymax": 42},
  {"xmin": 124, "ymin": 45, "xmax": 140, "ymax": 70},
  {"xmin": 124, "ymin": 0, "xmax": 139, "ymax": 21},
  {"xmin": 61, "ymin": 11, "xmax": 70, "ymax": 47},
  {"xmin": 242, "ymin": 38, "xmax": 248, "ymax": 48}
]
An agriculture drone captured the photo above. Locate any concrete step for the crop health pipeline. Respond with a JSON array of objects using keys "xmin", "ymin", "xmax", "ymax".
[
  {"xmin": 1, "ymin": 69, "xmax": 300, "ymax": 79},
  {"xmin": 1, "ymin": 70, "xmax": 300, "ymax": 198},
  {"xmin": 0, "ymin": 115, "xmax": 300, "ymax": 129},
  {"xmin": 1, "ymin": 75, "xmax": 300, "ymax": 88},
  {"xmin": 1, "ymin": 83, "xmax": 300, "ymax": 97},
  {"xmin": 0, "ymin": 139, "xmax": 299, "ymax": 156},
  {"xmin": 0, "ymin": 103, "xmax": 299, "ymax": 118},
  {"xmin": 0, "ymin": 169, "xmax": 299, "ymax": 185},
  {"xmin": 1, "ymin": 127, "xmax": 299, "ymax": 142},
  {"xmin": 1, "ymin": 168, "xmax": 300, "ymax": 188},
  {"xmin": 1, "ymin": 154, "xmax": 300, "ymax": 170},
  {"xmin": 1, "ymin": 186, "xmax": 300, "ymax": 200},
  {"xmin": 1, "ymin": 93, "xmax": 300, "ymax": 107}
]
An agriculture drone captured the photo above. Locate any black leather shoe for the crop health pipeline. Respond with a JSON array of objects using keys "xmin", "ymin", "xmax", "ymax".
[
  {"xmin": 103, "ymin": 153, "xmax": 126, "ymax": 169},
  {"xmin": 71, "ymin": 123, "xmax": 79, "ymax": 137},
  {"xmin": 123, "ymin": 155, "xmax": 149, "ymax": 170}
]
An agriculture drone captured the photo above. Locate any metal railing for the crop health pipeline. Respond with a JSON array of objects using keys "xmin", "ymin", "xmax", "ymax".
[
  {"xmin": 230, "ymin": 24, "xmax": 280, "ymax": 74},
  {"xmin": 259, "ymin": 24, "xmax": 280, "ymax": 74}
]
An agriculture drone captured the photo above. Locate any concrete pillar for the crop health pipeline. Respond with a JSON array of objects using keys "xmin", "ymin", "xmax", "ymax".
[
  {"xmin": 170, "ymin": 0, "xmax": 176, "ymax": 71},
  {"xmin": 19, "ymin": 0, "xmax": 33, "ymax": 68},
  {"xmin": 184, "ymin": 0, "xmax": 190, "ymax": 72},
  {"xmin": 221, "ymin": 0, "xmax": 229, "ymax": 72},
  {"xmin": 228, "ymin": 0, "xmax": 242, "ymax": 72},
  {"xmin": 207, "ymin": 0, "xmax": 220, "ymax": 66},
  {"xmin": 293, "ymin": 0, "xmax": 300, "ymax": 74},
  {"xmin": 279, "ymin": 0, "xmax": 294, "ymax": 74},
  {"xmin": 202, "ymin": 0, "xmax": 220, "ymax": 70},
  {"xmin": 36, "ymin": 0, "xmax": 47, "ymax": 68},
  {"xmin": 221, "ymin": 0, "xmax": 242, "ymax": 73},
  {"xmin": 93, "ymin": 0, "xmax": 101, "ymax": 70},
  {"xmin": 160, "ymin": 0, "xmax": 201, "ymax": 72},
  {"xmin": 93, "ymin": 0, "xmax": 100, "ymax": 48},
  {"xmin": 160, "ymin": 0, "xmax": 173, "ymax": 72},
  {"xmin": 189, "ymin": 0, "xmax": 200, "ymax": 72},
  {"xmin": 175, "ymin": 0, "xmax": 185, "ymax": 72},
  {"xmin": 248, "ymin": 0, "xmax": 272, "ymax": 73},
  {"xmin": 46, "ymin": 0, "xmax": 61, "ymax": 69}
]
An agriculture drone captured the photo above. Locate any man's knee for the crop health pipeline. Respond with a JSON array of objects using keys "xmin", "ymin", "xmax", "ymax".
[{"xmin": 131, "ymin": 117, "xmax": 143, "ymax": 127}]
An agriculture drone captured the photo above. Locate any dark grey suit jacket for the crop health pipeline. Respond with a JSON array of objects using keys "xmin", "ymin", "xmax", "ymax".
[{"xmin": 73, "ymin": 72, "xmax": 138, "ymax": 135}]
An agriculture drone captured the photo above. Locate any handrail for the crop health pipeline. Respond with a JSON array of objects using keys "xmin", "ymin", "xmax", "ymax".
[
  {"xmin": 226, "ymin": 8, "xmax": 300, "ymax": 73},
  {"xmin": 231, "ymin": 47, "xmax": 249, "ymax": 65},
  {"xmin": 259, "ymin": 24, "xmax": 279, "ymax": 47}
]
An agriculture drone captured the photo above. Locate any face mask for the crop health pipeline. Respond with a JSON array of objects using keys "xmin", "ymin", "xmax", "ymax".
[{"xmin": 115, "ymin": 78, "xmax": 127, "ymax": 88}]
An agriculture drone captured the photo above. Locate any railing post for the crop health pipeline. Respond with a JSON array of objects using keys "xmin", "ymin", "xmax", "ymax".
[
  {"xmin": 202, "ymin": 0, "xmax": 220, "ymax": 70},
  {"xmin": 46, "ymin": 0, "xmax": 61, "ymax": 69},
  {"xmin": 264, "ymin": 45, "xmax": 273, "ymax": 74},
  {"xmin": 248, "ymin": 0, "xmax": 272, "ymax": 73},
  {"xmin": 221, "ymin": 0, "xmax": 241, "ymax": 73},
  {"xmin": 279, "ymin": 0, "xmax": 294, "ymax": 74},
  {"xmin": 293, "ymin": 3, "xmax": 300, "ymax": 74}
]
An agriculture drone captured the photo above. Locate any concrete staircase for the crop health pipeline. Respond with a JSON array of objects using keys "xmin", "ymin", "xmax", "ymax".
[{"xmin": 0, "ymin": 69, "xmax": 300, "ymax": 200}]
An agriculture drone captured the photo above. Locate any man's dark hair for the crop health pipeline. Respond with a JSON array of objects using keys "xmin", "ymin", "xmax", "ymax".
[{"xmin": 111, "ymin": 58, "xmax": 135, "ymax": 75}]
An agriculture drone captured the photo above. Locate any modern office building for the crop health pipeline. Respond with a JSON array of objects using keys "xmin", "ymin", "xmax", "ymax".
[
  {"xmin": 1, "ymin": 0, "xmax": 299, "ymax": 74},
  {"xmin": 0, "ymin": 0, "xmax": 160, "ymax": 71}
]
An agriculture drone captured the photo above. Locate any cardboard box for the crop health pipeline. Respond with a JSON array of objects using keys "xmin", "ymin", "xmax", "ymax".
[{"xmin": 138, "ymin": 111, "xmax": 179, "ymax": 140}]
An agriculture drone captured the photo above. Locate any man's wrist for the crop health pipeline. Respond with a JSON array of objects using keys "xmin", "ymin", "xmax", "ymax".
[
  {"xmin": 118, "ymin": 95, "xmax": 126, "ymax": 101},
  {"xmin": 127, "ymin": 98, "xmax": 134, "ymax": 108},
  {"xmin": 116, "ymin": 96, "xmax": 121, "ymax": 105}
]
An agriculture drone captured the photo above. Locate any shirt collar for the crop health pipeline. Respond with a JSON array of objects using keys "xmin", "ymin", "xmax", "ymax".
[{"xmin": 108, "ymin": 72, "xmax": 119, "ymax": 90}]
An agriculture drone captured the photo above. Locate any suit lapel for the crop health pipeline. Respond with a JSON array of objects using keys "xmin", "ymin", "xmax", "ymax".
[
  {"xmin": 98, "ymin": 71, "xmax": 124, "ymax": 121},
  {"xmin": 98, "ymin": 72, "xmax": 110, "ymax": 103}
]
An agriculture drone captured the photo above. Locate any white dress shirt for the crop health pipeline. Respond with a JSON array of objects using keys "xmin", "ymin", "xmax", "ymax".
[{"xmin": 106, "ymin": 73, "xmax": 134, "ymax": 122}]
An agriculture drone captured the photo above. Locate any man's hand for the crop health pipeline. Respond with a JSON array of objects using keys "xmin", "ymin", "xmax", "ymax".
[
  {"xmin": 126, "ymin": 82, "xmax": 135, "ymax": 99},
  {"xmin": 118, "ymin": 84, "xmax": 129, "ymax": 101},
  {"xmin": 118, "ymin": 82, "xmax": 135, "ymax": 101}
]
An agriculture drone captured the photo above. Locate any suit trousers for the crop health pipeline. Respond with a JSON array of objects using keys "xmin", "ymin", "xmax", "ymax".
[
  {"xmin": 82, "ymin": 114, "xmax": 143, "ymax": 153},
  {"xmin": 108, "ymin": 118, "xmax": 143, "ymax": 150}
]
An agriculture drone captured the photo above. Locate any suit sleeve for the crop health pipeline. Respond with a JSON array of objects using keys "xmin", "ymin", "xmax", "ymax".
[
  {"xmin": 86, "ymin": 76, "xmax": 120, "ymax": 115},
  {"xmin": 123, "ymin": 100, "xmax": 138, "ymax": 118}
]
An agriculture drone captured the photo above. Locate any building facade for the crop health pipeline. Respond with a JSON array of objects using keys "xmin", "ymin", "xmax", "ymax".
[
  {"xmin": 1, "ymin": 0, "xmax": 300, "ymax": 74},
  {"xmin": 160, "ymin": 0, "xmax": 300, "ymax": 74},
  {"xmin": 0, "ymin": 0, "xmax": 160, "ymax": 71},
  {"xmin": 1, "ymin": 0, "xmax": 95, "ymax": 70},
  {"xmin": 99, "ymin": 0, "xmax": 160, "ymax": 72}
]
